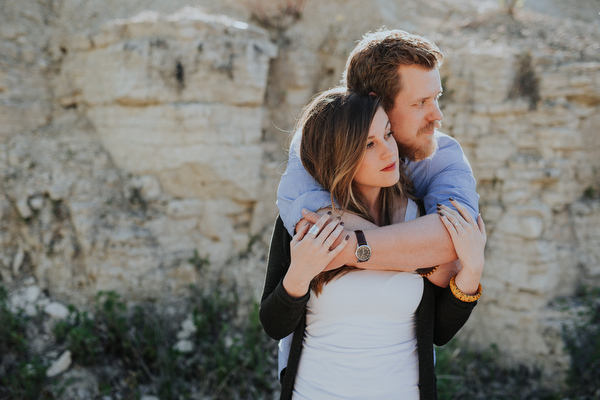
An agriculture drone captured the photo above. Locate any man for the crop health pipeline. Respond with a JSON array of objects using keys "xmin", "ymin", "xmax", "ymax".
[
  {"xmin": 277, "ymin": 29, "xmax": 479, "ymax": 274},
  {"xmin": 273, "ymin": 29, "xmax": 481, "ymax": 384}
]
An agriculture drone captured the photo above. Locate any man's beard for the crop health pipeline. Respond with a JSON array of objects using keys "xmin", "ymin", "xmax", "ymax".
[{"xmin": 398, "ymin": 121, "xmax": 439, "ymax": 161}]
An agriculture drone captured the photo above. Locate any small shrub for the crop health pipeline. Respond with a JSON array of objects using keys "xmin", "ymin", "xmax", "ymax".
[
  {"xmin": 508, "ymin": 51, "xmax": 540, "ymax": 110},
  {"xmin": 1, "ymin": 358, "xmax": 49, "ymax": 400},
  {"xmin": 190, "ymin": 287, "xmax": 277, "ymax": 398},
  {"xmin": 435, "ymin": 340, "xmax": 557, "ymax": 399},
  {"xmin": 0, "ymin": 286, "xmax": 50, "ymax": 399},
  {"xmin": 188, "ymin": 249, "xmax": 210, "ymax": 271},
  {"xmin": 561, "ymin": 286, "xmax": 600, "ymax": 399},
  {"xmin": 0, "ymin": 286, "xmax": 27, "ymax": 355},
  {"xmin": 47, "ymin": 287, "xmax": 277, "ymax": 399},
  {"xmin": 54, "ymin": 305, "xmax": 103, "ymax": 365},
  {"xmin": 583, "ymin": 186, "xmax": 598, "ymax": 199}
]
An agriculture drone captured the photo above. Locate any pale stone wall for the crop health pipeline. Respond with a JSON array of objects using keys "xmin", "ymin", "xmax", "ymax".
[
  {"xmin": 1, "ymin": 3, "xmax": 277, "ymax": 303},
  {"xmin": 436, "ymin": 13, "xmax": 600, "ymax": 376},
  {"xmin": 1, "ymin": 0, "xmax": 599, "ymax": 385}
]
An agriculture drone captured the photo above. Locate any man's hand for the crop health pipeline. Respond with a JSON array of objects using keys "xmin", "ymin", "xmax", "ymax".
[{"xmin": 426, "ymin": 260, "xmax": 462, "ymax": 288}]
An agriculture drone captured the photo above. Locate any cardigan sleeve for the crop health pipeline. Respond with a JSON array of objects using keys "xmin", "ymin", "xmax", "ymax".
[
  {"xmin": 430, "ymin": 280, "xmax": 478, "ymax": 346},
  {"xmin": 259, "ymin": 216, "xmax": 310, "ymax": 340}
]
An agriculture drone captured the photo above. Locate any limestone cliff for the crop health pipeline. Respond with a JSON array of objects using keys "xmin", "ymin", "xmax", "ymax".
[{"xmin": 1, "ymin": 0, "xmax": 599, "ymax": 384}]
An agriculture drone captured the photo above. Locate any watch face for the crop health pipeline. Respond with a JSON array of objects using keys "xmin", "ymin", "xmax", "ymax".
[{"xmin": 356, "ymin": 245, "xmax": 371, "ymax": 261}]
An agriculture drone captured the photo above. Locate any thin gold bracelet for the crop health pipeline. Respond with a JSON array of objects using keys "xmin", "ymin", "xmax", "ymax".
[
  {"xmin": 418, "ymin": 265, "xmax": 439, "ymax": 277},
  {"xmin": 450, "ymin": 275, "xmax": 482, "ymax": 302}
]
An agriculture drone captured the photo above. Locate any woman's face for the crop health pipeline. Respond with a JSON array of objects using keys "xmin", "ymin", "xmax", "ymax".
[{"xmin": 353, "ymin": 107, "xmax": 399, "ymax": 198}]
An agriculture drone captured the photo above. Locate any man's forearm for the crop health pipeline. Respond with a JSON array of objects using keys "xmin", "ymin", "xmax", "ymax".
[{"xmin": 335, "ymin": 214, "xmax": 458, "ymax": 270}]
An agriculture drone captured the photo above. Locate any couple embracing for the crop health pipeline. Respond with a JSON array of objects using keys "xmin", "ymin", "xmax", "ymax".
[{"xmin": 260, "ymin": 29, "xmax": 486, "ymax": 400}]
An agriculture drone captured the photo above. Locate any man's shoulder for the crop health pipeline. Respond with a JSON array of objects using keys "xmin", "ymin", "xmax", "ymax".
[
  {"xmin": 435, "ymin": 131, "xmax": 462, "ymax": 152},
  {"xmin": 408, "ymin": 131, "xmax": 469, "ymax": 175},
  {"xmin": 429, "ymin": 131, "xmax": 466, "ymax": 163}
]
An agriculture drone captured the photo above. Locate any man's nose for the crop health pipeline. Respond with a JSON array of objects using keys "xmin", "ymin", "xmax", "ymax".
[{"xmin": 431, "ymin": 101, "xmax": 443, "ymax": 121}]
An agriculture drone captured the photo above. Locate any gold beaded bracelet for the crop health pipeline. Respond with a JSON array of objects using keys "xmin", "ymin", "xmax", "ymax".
[
  {"xmin": 417, "ymin": 265, "xmax": 439, "ymax": 278},
  {"xmin": 450, "ymin": 275, "xmax": 482, "ymax": 302}
]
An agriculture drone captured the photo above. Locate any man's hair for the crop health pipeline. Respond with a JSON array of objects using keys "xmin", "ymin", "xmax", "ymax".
[
  {"xmin": 297, "ymin": 87, "xmax": 414, "ymax": 295},
  {"xmin": 342, "ymin": 29, "xmax": 444, "ymax": 111}
]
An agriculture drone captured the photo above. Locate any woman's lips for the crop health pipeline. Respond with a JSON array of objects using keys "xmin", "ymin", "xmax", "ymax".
[{"xmin": 381, "ymin": 162, "xmax": 396, "ymax": 172}]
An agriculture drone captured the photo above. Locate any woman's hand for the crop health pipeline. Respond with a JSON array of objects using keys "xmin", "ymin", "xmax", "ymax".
[
  {"xmin": 283, "ymin": 213, "xmax": 350, "ymax": 298},
  {"xmin": 438, "ymin": 199, "xmax": 486, "ymax": 295}
]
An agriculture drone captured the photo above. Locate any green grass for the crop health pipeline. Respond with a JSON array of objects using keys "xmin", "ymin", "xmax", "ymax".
[
  {"xmin": 0, "ymin": 284, "xmax": 278, "ymax": 399},
  {"xmin": 7, "ymin": 280, "xmax": 597, "ymax": 399},
  {"xmin": 435, "ymin": 340, "xmax": 559, "ymax": 400},
  {"xmin": 0, "ymin": 287, "xmax": 49, "ymax": 399},
  {"xmin": 561, "ymin": 286, "xmax": 600, "ymax": 399},
  {"xmin": 435, "ymin": 286, "xmax": 600, "ymax": 399}
]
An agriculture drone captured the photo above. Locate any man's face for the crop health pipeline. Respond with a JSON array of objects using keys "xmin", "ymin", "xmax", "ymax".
[{"xmin": 388, "ymin": 65, "xmax": 443, "ymax": 161}]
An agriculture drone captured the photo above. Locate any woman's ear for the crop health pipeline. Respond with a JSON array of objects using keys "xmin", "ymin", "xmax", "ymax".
[{"xmin": 369, "ymin": 92, "xmax": 377, "ymax": 97}]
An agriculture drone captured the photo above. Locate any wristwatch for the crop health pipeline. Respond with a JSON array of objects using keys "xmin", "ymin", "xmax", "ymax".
[{"xmin": 354, "ymin": 230, "xmax": 371, "ymax": 263}]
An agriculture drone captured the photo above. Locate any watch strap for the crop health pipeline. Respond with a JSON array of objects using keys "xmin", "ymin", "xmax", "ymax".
[{"xmin": 355, "ymin": 230, "xmax": 367, "ymax": 246}]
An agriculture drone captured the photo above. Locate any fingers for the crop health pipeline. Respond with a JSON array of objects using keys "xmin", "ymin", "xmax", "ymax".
[
  {"xmin": 302, "ymin": 208, "xmax": 325, "ymax": 225},
  {"xmin": 295, "ymin": 210, "xmax": 350, "ymax": 256},
  {"xmin": 294, "ymin": 217, "xmax": 310, "ymax": 235},
  {"xmin": 317, "ymin": 217, "xmax": 341, "ymax": 243},
  {"xmin": 292, "ymin": 220, "xmax": 310, "ymax": 244},
  {"xmin": 298, "ymin": 212, "xmax": 342, "ymax": 249},
  {"xmin": 437, "ymin": 200, "xmax": 475, "ymax": 230},
  {"xmin": 328, "ymin": 233, "xmax": 351, "ymax": 257},
  {"xmin": 322, "ymin": 220, "xmax": 345, "ymax": 249},
  {"xmin": 449, "ymin": 198, "xmax": 475, "ymax": 224},
  {"xmin": 477, "ymin": 213, "xmax": 487, "ymax": 239},
  {"xmin": 293, "ymin": 212, "xmax": 332, "ymax": 246},
  {"xmin": 438, "ymin": 210, "xmax": 458, "ymax": 236},
  {"xmin": 437, "ymin": 205, "xmax": 463, "ymax": 233},
  {"xmin": 303, "ymin": 212, "xmax": 330, "ymax": 237}
]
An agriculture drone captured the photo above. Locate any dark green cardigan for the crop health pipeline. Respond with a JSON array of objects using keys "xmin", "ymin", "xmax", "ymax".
[{"xmin": 260, "ymin": 216, "xmax": 477, "ymax": 400}]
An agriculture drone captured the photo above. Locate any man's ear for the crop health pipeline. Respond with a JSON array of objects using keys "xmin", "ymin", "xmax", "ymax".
[{"xmin": 369, "ymin": 92, "xmax": 377, "ymax": 97}]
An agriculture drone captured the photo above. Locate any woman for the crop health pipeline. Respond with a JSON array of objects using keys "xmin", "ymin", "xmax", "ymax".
[{"xmin": 260, "ymin": 88, "xmax": 486, "ymax": 400}]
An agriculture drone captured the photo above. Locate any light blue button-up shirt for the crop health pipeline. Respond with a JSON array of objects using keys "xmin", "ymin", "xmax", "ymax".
[{"xmin": 276, "ymin": 130, "xmax": 479, "ymax": 235}]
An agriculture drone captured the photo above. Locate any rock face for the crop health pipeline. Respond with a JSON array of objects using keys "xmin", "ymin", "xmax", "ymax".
[
  {"xmin": 60, "ymin": 10, "xmax": 275, "ymax": 202},
  {"xmin": 1, "ymin": 0, "xmax": 599, "ymax": 385},
  {"xmin": 436, "ymin": 12, "xmax": 600, "ymax": 375},
  {"xmin": 1, "ymin": 3, "xmax": 277, "ymax": 302}
]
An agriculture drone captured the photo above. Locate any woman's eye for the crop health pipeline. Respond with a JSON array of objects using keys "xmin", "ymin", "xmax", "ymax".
[{"xmin": 366, "ymin": 142, "xmax": 374, "ymax": 149}]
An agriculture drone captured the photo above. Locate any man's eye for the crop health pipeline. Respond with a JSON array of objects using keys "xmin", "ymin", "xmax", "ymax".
[{"xmin": 386, "ymin": 131, "xmax": 394, "ymax": 139}]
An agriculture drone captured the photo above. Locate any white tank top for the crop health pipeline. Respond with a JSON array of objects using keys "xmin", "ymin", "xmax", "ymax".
[{"xmin": 292, "ymin": 199, "xmax": 423, "ymax": 400}]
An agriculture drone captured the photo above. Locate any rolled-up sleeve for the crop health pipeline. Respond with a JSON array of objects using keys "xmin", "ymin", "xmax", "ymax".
[
  {"xmin": 276, "ymin": 133, "xmax": 334, "ymax": 235},
  {"xmin": 409, "ymin": 133, "xmax": 479, "ymax": 219}
]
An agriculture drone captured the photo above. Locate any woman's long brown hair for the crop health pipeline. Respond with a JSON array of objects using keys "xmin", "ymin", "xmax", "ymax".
[{"xmin": 297, "ymin": 88, "xmax": 415, "ymax": 295}]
